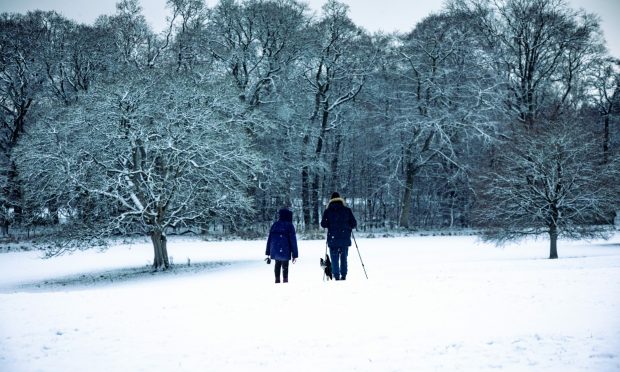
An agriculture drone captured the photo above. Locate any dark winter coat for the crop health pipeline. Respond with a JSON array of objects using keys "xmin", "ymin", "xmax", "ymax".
[
  {"xmin": 265, "ymin": 208, "xmax": 299, "ymax": 261},
  {"xmin": 320, "ymin": 198, "xmax": 357, "ymax": 248}
]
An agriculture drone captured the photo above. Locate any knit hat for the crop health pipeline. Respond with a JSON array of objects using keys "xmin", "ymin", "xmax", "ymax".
[{"xmin": 330, "ymin": 192, "xmax": 340, "ymax": 199}]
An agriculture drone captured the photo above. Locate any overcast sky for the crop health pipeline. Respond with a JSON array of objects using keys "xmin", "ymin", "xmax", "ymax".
[{"xmin": 0, "ymin": 0, "xmax": 619, "ymax": 57}]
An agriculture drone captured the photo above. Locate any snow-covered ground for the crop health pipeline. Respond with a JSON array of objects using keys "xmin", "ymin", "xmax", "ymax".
[{"xmin": 1, "ymin": 234, "xmax": 619, "ymax": 371}]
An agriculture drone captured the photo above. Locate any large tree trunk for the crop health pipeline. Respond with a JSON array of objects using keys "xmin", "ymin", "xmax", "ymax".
[
  {"xmin": 301, "ymin": 134, "xmax": 311, "ymax": 227},
  {"xmin": 309, "ymin": 109, "xmax": 330, "ymax": 228},
  {"xmin": 603, "ymin": 114, "xmax": 610, "ymax": 164},
  {"xmin": 303, "ymin": 108, "xmax": 331, "ymax": 229},
  {"xmin": 310, "ymin": 174, "xmax": 321, "ymax": 229},
  {"xmin": 301, "ymin": 164, "xmax": 311, "ymax": 227},
  {"xmin": 151, "ymin": 230, "xmax": 170, "ymax": 270},
  {"xmin": 399, "ymin": 163, "xmax": 416, "ymax": 228},
  {"xmin": 329, "ymin": 133, "xmax": 342, "ymax": 192},
  {"xmin": 548, "ymin": 225, "xmax": 559, "ymax": 259}
]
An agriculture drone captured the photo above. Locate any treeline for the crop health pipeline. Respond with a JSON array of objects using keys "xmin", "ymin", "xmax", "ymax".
[{"xmin": 1, "ymin": 0, "xmax": 618, "ymax": 263}]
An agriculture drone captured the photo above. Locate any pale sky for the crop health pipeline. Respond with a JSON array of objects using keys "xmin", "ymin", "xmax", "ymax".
[{"xmin": 0, "ymin": 0, "xmax": 619, "ymax": 57}]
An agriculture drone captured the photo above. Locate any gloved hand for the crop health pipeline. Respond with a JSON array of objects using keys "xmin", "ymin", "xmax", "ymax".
[{"xmin": 292, "ymin": 258, "xmax": 297, "ymax": 264}]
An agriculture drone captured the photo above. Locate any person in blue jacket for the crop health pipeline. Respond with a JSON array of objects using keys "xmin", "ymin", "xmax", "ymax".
[
  {"xmin": 265, "ymin": 207, "xmax": 299, "ymax": 283},
  {"xmin": 321, "ymin": 192, "xmax": 357, "ymax": 280}
]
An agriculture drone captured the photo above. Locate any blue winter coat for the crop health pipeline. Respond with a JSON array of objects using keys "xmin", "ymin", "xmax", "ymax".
[
  {"xmin": 321, "ymin": 198, "xmax": 357, "ymax": 248},
  {"xmin": 265, "ymin": 208, "xmax": 299, "ymax": 261}
]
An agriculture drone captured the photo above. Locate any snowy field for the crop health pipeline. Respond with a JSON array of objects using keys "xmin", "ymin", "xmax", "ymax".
[{"xmin": 1, "ymin": 233, "xmax": 619, "ymax": 371}]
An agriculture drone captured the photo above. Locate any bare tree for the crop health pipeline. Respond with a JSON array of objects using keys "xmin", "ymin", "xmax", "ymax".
[
  {"xmin": 17, "ymin": 71, "xmax": 263, "ymax": 268},
  {"xmin": 474, "ymin": 119, "xmax": 619, "ymax": 258},
  {"xmin": 454, "ymin": 0, "xmax": 604, "ymax": 129},
  {"xmin": 391, "ymin": 10, "xmax": 499, "ymax": 228},
  {"xmin": 0, "ymin": 11, "xmax": 55, "ymax": 235},
  {"xmin": 94, "ymin": 0, "xmax": 156, "ymax": 69},
  {"xmin": 205, "ymin": 0, "xmax": 309, "ymax": 107},
  {"xmin": 589, "ymin": 58, "xmax": 620, "ymax": 164},
  {"xmin": 165, "ymin": 0, "xmax": 207, "ymax": 71},
  {"xmin": 299, "ymin": 0, "xmax": 368, "ymax": 227},
  {"xmin": 455, "ymin": 0, "xmax": 618, "ymax": 253}
]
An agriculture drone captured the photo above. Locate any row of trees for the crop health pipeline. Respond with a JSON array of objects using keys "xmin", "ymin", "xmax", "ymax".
[{"xmin": 1, "ymin": 0, "xmax": 618, "ymax": 266}]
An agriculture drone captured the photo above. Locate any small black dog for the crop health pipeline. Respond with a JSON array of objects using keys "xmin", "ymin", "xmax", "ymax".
[{"xmin": 320, "ymin": 254, "xmax": 333, "ymax": 280}]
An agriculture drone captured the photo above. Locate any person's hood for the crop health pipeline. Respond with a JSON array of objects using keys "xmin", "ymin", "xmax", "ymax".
[
  {"xmin": 328, "ymin": 197, "xmax": 346, "ymax": 206},
  {"xmin": 278, "ymin": 208, "xmax": 293, "ymax": 222}
]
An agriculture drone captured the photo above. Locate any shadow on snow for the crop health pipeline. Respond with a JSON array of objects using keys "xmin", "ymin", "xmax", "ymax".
[{"xmin": 1, "ymin": 260, "xmax": 251, "ymax": 293}]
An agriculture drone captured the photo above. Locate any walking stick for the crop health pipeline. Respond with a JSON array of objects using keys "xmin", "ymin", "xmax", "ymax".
[{"xmin": 351, "ymin": 232, "xmax": 368, "ymax": 279}]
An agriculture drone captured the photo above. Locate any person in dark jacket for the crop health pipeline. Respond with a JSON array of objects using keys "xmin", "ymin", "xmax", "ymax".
[
  {"xmin": 265, "ymin": 208, "xmax": 299, "ymax": 283},
  {"xmin": 320, "ymin": 192, "xmax": 357, "ymax": 280}
]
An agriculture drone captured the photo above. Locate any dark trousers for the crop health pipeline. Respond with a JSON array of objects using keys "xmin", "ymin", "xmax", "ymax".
[
  {"xmin": 329, "ymin": 246, "xmax": 349, "ymax": 280},
  {"xmin": 274, "ymin": 260, "xmax": 289, "ymax": 283}
]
